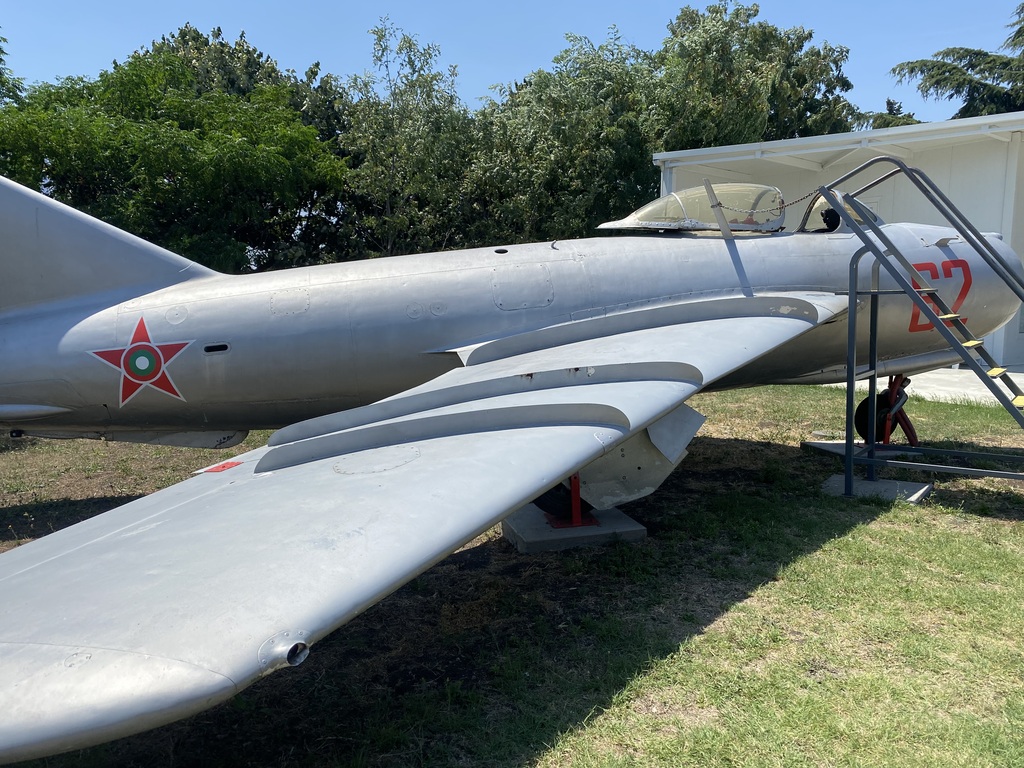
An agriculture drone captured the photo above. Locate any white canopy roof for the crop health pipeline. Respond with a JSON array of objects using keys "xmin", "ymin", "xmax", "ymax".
[{"xmin": 654, "ymin": 112, "xmax": 1024, "ymax": 183}]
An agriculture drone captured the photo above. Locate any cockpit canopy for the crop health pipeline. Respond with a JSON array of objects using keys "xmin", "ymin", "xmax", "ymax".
[{"xmin": 598, "ymin": 183, "xmax": 785, "ymax": 233}]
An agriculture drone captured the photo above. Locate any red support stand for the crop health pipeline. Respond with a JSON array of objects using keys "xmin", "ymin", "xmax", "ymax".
[
  {"xmin": 542, "ymin": 473, "xmax": 599, "ymax": 529},
  {"xmin": 882, "ymin": 374, "xmax": 919, "ymax": 447},
  {"xmin": 570, "ymin": 473, "xmax": 582, "ymax": 527}
]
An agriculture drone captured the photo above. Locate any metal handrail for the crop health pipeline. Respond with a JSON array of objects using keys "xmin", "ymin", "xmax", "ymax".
[
  {"xmin": 814, "ymin": 156, "xmax": 1024, "ymax": 495},
  {"xmin": 822, "ymin": 156, "xmax": 1024, "ymax": 303}
]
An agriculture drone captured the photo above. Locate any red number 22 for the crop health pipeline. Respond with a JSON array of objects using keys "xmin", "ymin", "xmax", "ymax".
[{"xmin": 908, "ymin": 259, "xmax": 972, "ymax": 333}]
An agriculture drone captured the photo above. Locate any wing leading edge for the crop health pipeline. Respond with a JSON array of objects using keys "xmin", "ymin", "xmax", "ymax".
[{"xmin": 0, "ymin": 292, "xmax": 847, "ymax": 763}]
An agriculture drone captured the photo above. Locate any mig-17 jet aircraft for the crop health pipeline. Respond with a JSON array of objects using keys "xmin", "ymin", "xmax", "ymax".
[{"xmin": 1, "ymin": 158, "xmax": 1022, "ymax": 762}]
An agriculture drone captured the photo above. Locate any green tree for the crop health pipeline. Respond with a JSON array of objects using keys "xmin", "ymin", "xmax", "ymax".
[
  {"xmin": 760, "ymin": 37, "xmax": 856, "ymax": 140},
  {"xmin": 655, "ymin": 2, "xmax": 857, "ymax": 151},
  {"xmin": 0, "ymin": 28, "xmax": 348, "ymax": 272},
  {"xmin": 892, "ymin": 4, "xmax": 1024, "ymax": 118},
  {"xmin": 0, "ymin": 9, "xmax": 871, "ymax": 268},
  {"xmin": 145, "ymin": 24, "xmax": 289, "ymax": 98},
  {"xmin": 856, "ymin": 98, "xmax": 920, "ymax": 130},
  {"xmin": 470, "ymin": 30, "xmax": 658, "ymax": 243},
  {"xmin": 338, "ymin": 20, "xmax": 476, "ymax": 257},
  {"xmin": 0, "ymin": 28, "xmax": 22, "ymax": 104}
]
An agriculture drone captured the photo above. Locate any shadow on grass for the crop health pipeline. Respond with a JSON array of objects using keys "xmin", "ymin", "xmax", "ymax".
[
  {"xmin": 19, "ymin": 437, "xmax": 890, "ymax": 768},
  {"xmin": 932, "ymin": 482, "xmax": 1024, "ymax": 521},
  {"xmin": 0, "ymin": 436, "xmax": 37, "ymax": 454},
  {"xmin": 849, "ymin": 438, "xmax": 1024, "ymax": 522},
  {"xmin": 1, "ymin": 496, "xmax": 143, "ymax": 543}
]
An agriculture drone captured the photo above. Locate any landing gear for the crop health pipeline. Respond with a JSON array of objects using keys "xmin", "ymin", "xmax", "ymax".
[
  {"xmin": 853, "ymin": 374, "xmax": 919, "ymax": 445},
  {"xmin": 854, "ymin": 392, "xmax": 893, "ymax": 441}
]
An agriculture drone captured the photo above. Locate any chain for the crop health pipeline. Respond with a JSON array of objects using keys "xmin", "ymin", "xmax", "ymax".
[
  {"xmin": 716, "ymin": 187, "xmax": 822, "ymax": 216},
  {"xmin": 780, "ymin": 188, "xmax": 824, "ymax": 210}
]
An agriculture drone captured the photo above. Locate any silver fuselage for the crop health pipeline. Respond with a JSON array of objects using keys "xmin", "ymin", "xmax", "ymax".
[{"xmin": 1, "ymin": 224, "xmax": 1020, "ymax": 440}]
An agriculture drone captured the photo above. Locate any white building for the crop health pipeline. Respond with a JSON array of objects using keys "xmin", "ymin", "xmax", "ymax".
[{"xmin": 653, "ymin": 112, "xmax": 1024, "ymax": 368}]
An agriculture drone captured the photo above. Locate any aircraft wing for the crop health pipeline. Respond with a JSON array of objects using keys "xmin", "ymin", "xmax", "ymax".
[{"xmin": 0, "ymin": 292, "xmax": 846, "ymax": 762}]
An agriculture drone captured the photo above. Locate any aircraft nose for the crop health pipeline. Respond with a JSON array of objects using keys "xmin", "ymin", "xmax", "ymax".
[{"xmin": 0, "ymin": 641, "xmax": 238, "ymax": 764}]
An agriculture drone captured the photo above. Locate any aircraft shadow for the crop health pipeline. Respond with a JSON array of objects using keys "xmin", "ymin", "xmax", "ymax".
[
  {"xmin": 811, "ymin": 436, "xmax": 1024, "ymax": 523},
  {"xmin": 1, "ymin": 496, "xmax": 143, "ymax": 545},
  {"xmin": 0, "ymin": 436, "xmax": 34, "ymax": 455},
  {"xmin": 887, "ymin": 438, "xmax": 1024, "ymax": 523},
  {"xmin": 14, "ymin": 435, "xmax": 900, "ymax": 768}
]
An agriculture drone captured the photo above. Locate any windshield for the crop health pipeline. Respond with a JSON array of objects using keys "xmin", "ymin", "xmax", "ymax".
[{"xmin": 599, "ymin": 183, "xmax": 785, "ymax": 232}]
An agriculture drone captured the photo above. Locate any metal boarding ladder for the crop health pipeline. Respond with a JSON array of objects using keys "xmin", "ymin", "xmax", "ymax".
[{"xmin": 816, "ymin": 156, "xmax": 1024, "ymax": 494}]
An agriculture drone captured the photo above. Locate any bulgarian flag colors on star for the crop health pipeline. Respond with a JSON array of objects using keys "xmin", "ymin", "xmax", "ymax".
[{"xmin": 91, "ymin": 318, "xmax": 193, "ymax": 406}]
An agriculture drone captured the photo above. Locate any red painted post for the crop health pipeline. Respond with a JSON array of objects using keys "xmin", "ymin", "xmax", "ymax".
[{"xmin": 570, "ymin": 473, "xmax": 582, "ymax": 527}]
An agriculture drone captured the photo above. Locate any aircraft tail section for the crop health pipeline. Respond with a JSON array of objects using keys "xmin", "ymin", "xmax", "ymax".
[{"xmin": 0, "ymin": 176, "xmax": 216, "ymax": 315}]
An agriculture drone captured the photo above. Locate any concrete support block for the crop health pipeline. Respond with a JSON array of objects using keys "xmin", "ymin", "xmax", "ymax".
[{"xmin": 501, "ymin": 503, "xmax": 646, "ymax": 554}]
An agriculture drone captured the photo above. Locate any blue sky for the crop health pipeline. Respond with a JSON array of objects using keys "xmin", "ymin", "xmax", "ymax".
[{"xmin": 1, "ymin": 1, "xmax": 1017, "ymax": 123}]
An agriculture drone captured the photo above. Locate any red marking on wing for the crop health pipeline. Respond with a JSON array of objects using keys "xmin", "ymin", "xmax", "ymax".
[{"xmin": 203, "ymin": 461, "xmax": 243, "ymax": 473}]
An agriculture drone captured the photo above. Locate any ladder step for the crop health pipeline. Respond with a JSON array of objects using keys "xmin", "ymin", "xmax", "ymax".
[
  {"xmin": 962, "ymin": 339, "xmax": 983, "ymax": 348},
  {"xmin": 937, "ymin": 313, "xmax": 960, "ymax": 321},
  {"xmin": 1014, "ymin": 395, "xmax": 1024, "ymax": 409},
  {"xmin": 988, "ymin": 367, "xmax": 1008, "ymax": 378}
]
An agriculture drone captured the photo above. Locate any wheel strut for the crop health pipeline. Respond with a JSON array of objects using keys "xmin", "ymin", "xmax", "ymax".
[{"xmin": 854, "ymin": 374, "xmax": 919, "ymax": 446}]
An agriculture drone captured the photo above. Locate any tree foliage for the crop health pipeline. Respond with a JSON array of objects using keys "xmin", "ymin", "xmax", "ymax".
[
  {"xmin": 654, "ymin": 3, "xmax": 857, "ymax": 150},
  {"xmin": 856, "ymin": 98, "xmax": 920, "ymax": 130},
  {"xmin": 471, "ymin": 31, "xmax": 658, "ymax": 242},
  {"xmin": 892, "ymin": 3, "xmax": 1024, "ymax": 118},
  {"xmin": 0, "ymin": 7, "xmax": 875, "ymax": 270},
  {"xmin": 147, "ymin": 24, "xmax": 289, "ymax": 98},
  {"xmin": 339, "ymin": 21, "xmax": 476, "ymax": 258},
  {"xmin": 0, "ymin": 31, "xmax": 347, "ymax": 272},
  {"xmin": 0, "ymin": 28, "xmax": 23, "ymax": 105}
]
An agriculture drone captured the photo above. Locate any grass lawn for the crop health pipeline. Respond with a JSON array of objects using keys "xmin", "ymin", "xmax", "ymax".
[{"xmin": 2, "ymin": 385, "xmax": 1023, "ymax": 767}]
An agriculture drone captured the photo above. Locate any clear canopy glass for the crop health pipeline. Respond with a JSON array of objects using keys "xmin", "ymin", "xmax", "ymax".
[{"xmin": 599, "ymin": 183, "xmax": 785, "ymax": 232}]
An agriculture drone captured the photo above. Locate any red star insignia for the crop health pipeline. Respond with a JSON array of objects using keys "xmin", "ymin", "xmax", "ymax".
[{"xmin": 91, "ymin": 318, "xmax": 193, "ymax": 406}]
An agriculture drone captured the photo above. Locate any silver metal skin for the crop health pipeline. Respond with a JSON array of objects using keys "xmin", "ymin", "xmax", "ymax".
[
  {"xmin": 0, "ymin": 175, "xmax": 1020, "ymax": 762},
  {"xmin": 1, "ymin": 188, "xmax": 1017, "ymax": 441}
]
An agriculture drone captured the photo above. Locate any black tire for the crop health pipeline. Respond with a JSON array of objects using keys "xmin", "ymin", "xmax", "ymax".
[{"xmin": 854, "ymin": 392, "xmax": 892, "ymax": 441}]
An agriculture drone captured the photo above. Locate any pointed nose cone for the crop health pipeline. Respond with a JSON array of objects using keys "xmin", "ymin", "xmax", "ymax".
[{"xmin": 0, "ymin": 642, "xmax": 237, "ymax": 764}]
